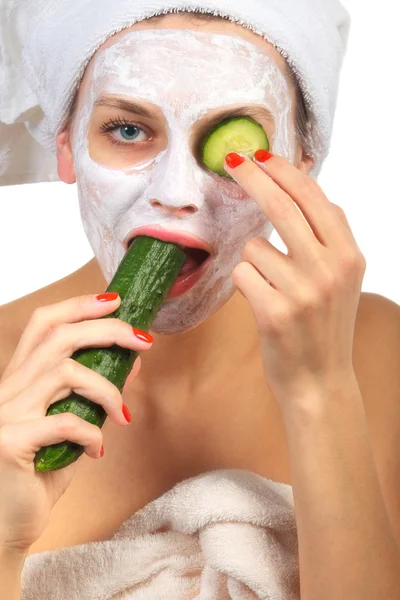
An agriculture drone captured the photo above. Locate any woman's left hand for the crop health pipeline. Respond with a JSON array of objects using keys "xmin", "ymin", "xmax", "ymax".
[{"xmin": 225, "ymin": 151, "xmax": 367, "ymax": 407}]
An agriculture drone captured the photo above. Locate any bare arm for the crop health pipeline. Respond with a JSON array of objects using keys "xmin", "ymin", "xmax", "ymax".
[
  {"xmin": 0, "ymin": 546, "xmax": 28, "ymax": 600},
  {"xmin": 281, "ymin": 374, "xmax": 400, "ymax": 600}
]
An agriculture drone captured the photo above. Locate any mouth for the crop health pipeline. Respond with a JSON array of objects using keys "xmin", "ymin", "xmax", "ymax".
[
  {"xmin": 125, "ymin": 225, "xmax": 214, "ymax": 298},
  {"xmin": 126, "ymin": 225, "xmax": 213, "ymax": 268}
]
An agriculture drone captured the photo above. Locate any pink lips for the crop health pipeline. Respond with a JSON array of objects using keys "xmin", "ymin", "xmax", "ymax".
[{"xmin": 124, "ymin": 225, "xmax": 214, "ymax": 256}]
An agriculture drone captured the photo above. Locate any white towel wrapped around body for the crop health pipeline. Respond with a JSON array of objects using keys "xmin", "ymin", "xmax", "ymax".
[
  {"xmin": 0, "ymin": 0, "xmax": 351, "ymax": 185},
  {"xmin": 21, "ymin": 469, "xmax": 299, "ymax": 600}
]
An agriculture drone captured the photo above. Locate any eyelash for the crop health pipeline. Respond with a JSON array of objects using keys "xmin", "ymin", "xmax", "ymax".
[{"xmin": 99, "ymin": 116, "xmax": 151, "ymax": 147}]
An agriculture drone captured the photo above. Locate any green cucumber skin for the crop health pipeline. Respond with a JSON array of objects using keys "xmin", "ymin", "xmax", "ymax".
[
  {"xmin": 34, "ymin": 236, "xmax": 186, "ymax": 472},
  {"xmin": 202, "ymin": 116, "xmax": 270, "ymax": 179}
]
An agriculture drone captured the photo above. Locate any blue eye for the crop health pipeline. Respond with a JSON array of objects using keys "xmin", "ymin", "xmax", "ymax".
[
  {"xmin": 120, "ymin": 125, "xmax": 142, "ymax": 141},
  {"xmin": 100, "ymin": 117, "xmax": 150, "ymax": 146}
]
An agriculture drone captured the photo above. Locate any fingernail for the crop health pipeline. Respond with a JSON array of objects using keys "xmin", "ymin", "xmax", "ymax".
[
  {"xmin": 100, "ymin": 444, "xmax": 105, "ymax": 457},
  {"xmin": 225, "ymin": 152, "xmax": 246, "ymax": 169},
  {"xmin": 122, "ymin": 403, "xmax": 132, "ymax": 423},
  {"xmin": 132, "ymin": 328, "xmax": 154, "ymax": 343},
  {"xmin": 96, "ymin": 292, "xmax": 119, "ymax": 302},
  {"xmin": 254, "ymin": 149, "xmax": 274, "ymax": 163}
]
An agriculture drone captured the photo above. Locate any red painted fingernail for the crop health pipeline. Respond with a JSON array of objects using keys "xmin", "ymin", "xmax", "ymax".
[
  {"xmin": 225, "ymin": 152, "xmax": 246, "ymax": 169},
  {"xmin": 96, "ymin": 292, "xmax": 119, "ymax": 302},
  {"xmin": 122, "ymin": 403, "xmax": 132, "ymax": 423},
  {"xmin": 100, "ymin": 444, "xmax": 105, "ymax": 457},
  {"xmin": 254, "ymin": 149, "xmax": 274, "ymax": 162},
  {"xmin": 132, "ymin": 328, "xmax": 154, "ymax": 343}
]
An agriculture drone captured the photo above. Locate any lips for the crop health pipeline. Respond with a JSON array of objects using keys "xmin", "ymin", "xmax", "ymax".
[{"xmin": 124, "ymin": 225, "xmax": 214, "ymax": 257}]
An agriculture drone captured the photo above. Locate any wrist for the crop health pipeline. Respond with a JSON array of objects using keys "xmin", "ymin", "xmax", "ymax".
[{"xmin": 279, "ymin": 370, "xmax": 361, "ymax": 422}]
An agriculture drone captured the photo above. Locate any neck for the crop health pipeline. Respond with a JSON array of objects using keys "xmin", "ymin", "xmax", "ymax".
[{"xmin": 73, "ymin": 258, "xmax": 285, "ymax": 482}]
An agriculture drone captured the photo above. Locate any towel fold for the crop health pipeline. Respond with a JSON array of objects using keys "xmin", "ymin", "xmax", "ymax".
[
  {"xmin": 21, "ymin": 469, "xmax": 299, "ymax": 599},
  {"xmin": 0, "ymin": 0, "xmax": 351, "ymax": 186}
]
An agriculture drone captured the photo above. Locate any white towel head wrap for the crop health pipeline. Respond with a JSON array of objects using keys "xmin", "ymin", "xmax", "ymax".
[{"xmin": 0, "ymin": 0, "xmax": 351, "ymax": 185}]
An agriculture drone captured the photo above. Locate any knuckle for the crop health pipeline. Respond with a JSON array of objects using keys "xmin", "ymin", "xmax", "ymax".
[
  {"xmin": 265, "ymin": 310, "xmax": 289, "ymax": 334},
  {"xmin": 111, "ymin": 384, "xmax": 123, "ymax": 406},
  {"xmin": 48, "ymin": 322, "xmax": 68, "ymax": 345},
  {"xmin": 99, "ymin": 317, "xmax": 119, "ymax": 336},
  {"xmin": 103, "ymin": 381, "xmax": 122, "ymax": 410},
  {"xmin": 259, "ymin": 303, "xmax": 291, "ymax": 333},
  {"xmin": 232, "ymin": 261, "xmax": 251, "ymax": 282},
  {"xmin": 331, "ymin": 202, "xmax": 346, "ymax": 218},
  {"xmin": 243, "ymin": 236, "xmax": 265, "ymax": 257},
  {"xmin": 29, "ymin": 306, "xmax": 46, "ymax": 327},
  {"xmin": 297, "ymin": 290, "xmax": 321, "ymax": 312},
  {"xmin": 317, "ymin": 270, "xmax": 338, "ymax": 297},
  {"xmin": 339, "ymin": 249, "xmax": 365, "ymax": 273},
  {"xmin": 359, "ymin": 253, "xmax": 367, "ymax": 272},
  {"xmin": 76, "ymin": 294, "xmax": 96, "ymax": 307},
  {"xmin": 299, "ymin": 177, "xmax": 323, "ymax": 200},
  {"xmin": 58, "ymin": 358, "xmax": 78, "ymax": 381},
  {"xmin": 56, "ymin": 412, "xmax": 79, "ymax": 434}
]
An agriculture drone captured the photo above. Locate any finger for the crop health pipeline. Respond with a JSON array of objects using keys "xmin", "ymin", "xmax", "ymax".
[
  {"xmin": 224, "ymin": 153, "xmax": 321, "ymax": 266},
  {"xmin": 0, "ymin": 317, "xmax": 152, "ymax": 407},
  {"xmin": 0, "ymin": 358, "xmax": 131, "ymax": 428},
  {"xmin": 0, "ymin": 413, "xmax": 104, "ymax": 465},
  {"xmin": 242, "ymin": 236, "xmax": 300, "ymax": 292},
  {"xmin": 252, "ymin": 153, "xmax": 354, "ymax": 248},
  {"xmin": 122, "ymin": 355, "xmax": 142, "ymax": 392},
  {"xmin": 2, "ymin": 293, "xmax": 121, "ymax": 380},
  {"xmin": 232, "ymin": 261, "xmax": 278, "ymax": 326},
  {"xmin": 331, "ymin": 202, "xmax": 357, "ymax": 238}
]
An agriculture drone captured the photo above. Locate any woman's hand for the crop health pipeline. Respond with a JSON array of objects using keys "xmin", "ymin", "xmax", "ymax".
[
  {"xmin": 225, "ymin": 151, "xmax": 367, "ymax": 407},
  {"xmin": 0, "ymin": 293, "xmax": 150, "ymax": 552}
]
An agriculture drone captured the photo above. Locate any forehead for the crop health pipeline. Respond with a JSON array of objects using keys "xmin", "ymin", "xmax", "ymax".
[{"xmin": 85, "ymin": 29, "xmax": 290, "ymax": 120}]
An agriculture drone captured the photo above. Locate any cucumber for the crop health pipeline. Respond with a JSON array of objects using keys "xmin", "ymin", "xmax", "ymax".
[
  {"xmin": 34, "ymin": 236, "xmax": 186, "ymax": 472},
  {"xmin": 202, "ymin": 116, "xmax": 270, "ymax": 179}
]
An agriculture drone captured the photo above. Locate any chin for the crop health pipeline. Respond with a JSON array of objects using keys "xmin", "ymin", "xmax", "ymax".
[{"xmin": 149, "ymin": 276, "xmax": 237, "ymax": 335}]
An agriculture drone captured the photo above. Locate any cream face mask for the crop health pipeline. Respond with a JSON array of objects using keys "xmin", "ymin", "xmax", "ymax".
[{"xmin": 71, "ymin": 28, "xmax": 296, "ymax": 335}]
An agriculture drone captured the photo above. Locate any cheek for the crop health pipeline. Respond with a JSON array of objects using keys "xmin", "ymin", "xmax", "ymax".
[
  {"xmin": 211, "ymin": 177, "xmax": 268, "ymax": 235},
  {"xmin": 75, "ymin": 147, "xmax": 152, "ymax": 237}
]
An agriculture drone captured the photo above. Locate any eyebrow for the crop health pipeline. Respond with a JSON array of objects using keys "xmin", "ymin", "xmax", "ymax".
[
  {"xmin": 94, "ymin": 95, "xmax": 275, "ymax": 127},
  {"xmin": 94, "ymin": 96, "xmax": 158, "ymax": 119}
]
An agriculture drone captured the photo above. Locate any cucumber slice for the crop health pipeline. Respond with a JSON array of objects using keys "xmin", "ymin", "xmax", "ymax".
[
  {"xmin": 202, "ymin": 116, "xmax": 270, "ymax": 179},
  {"xmin": 34, "ymin": 236, "xmax": 186, "ymax": 472}
]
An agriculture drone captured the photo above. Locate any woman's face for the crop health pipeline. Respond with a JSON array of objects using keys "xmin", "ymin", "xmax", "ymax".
[{"xmin": 65, "ymin": 16, "xmax": 299, "ymax": 335}]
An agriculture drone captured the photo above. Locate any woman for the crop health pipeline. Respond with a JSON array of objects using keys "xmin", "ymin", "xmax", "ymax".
[{"xmin": 1, "ymin": 4, "xmax": 400, "ymax": 600}]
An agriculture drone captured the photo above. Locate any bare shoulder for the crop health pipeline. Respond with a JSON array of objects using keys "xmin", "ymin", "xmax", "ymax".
[
  {"xmin": 353, "ymin": 291, "xmax": 399, "ymax": 401},
  {"xmin": 353, "ymin": 291, "xmax": 399, "ymax": 374},
  {"xmin": 0, "ymin": 259, "xmax": 103, "ymax": 376},
  {"xmin": 352, "ymin": 294, "xmax": 400, "ymax": 545}
]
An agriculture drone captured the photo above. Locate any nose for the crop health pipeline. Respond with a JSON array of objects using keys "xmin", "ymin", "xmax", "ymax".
[{"xmin": 149, "ymin": 198, "xmax": 198, "ymax": 218}]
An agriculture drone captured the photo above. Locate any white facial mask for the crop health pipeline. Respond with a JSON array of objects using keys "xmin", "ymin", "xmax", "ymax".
[{"xmin": 71, "ymin": 28, "xmax": 296, "ymax": 335}]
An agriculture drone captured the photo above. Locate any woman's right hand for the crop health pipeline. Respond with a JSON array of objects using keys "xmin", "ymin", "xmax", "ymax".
[{"xmin": 0, "ymin": 293, "xmax": 152, "ymax": 553}]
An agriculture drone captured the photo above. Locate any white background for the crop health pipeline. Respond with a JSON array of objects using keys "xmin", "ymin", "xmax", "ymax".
[{"xmin": 0, "ymin": 0, "xmax": 399, "ymax": 307}]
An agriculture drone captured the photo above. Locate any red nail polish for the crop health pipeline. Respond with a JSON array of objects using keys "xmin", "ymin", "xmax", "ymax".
[
  {"xmin": 122, "ymin": 403, "xmax": 132, "ymax": 423},
  {"xmin": 132, "ymin": 328, "xmax": 154, "ymax": 343},
  {"xmin": 96, "ymin": 292, "xmax": 119, "ymax": 302},
  {"xmin": 254, "ymin": 149, "xmax": 274, "ymax": 163},
  {"xmin": 225, "ymin": 152, "xmax": 246, "ymax": 169}
]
